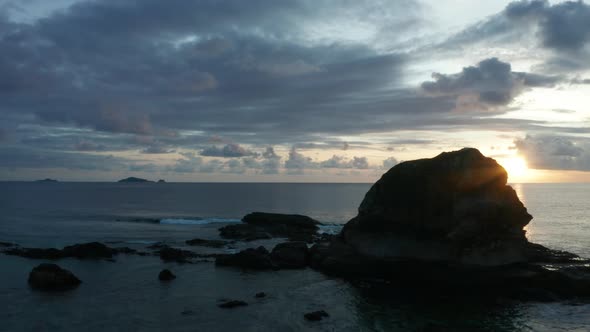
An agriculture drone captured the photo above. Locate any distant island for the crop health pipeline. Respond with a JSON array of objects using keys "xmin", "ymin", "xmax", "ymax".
[
  {"xmin": 35, "ymin": 178, "xmax": 58, "ymax": 183},
  {"xmin": 117, "ymin": 177, "xmax": 153, "ymax": 183}
]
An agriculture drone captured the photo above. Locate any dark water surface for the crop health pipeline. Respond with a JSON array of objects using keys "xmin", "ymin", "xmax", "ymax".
[{"xmin": 0, "ymin": 182, "xmax": 589, "ymax": 331}]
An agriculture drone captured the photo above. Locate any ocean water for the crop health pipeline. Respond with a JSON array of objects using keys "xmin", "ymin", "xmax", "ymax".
[{"xmin": 0, "ymin": 182, "xmax": 589, "ymax": 331}]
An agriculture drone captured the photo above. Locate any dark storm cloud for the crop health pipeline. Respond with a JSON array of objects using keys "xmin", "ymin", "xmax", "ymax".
[
  {"xmin": 444, "ymin": 1, "xmax": 590, "ymax": 70},
  {"xmin": 421, "ymin": 58, "xmax": 558, "ymax": 110},
  {"xmin": 515, "ymin": 135, "xmax": 590, "ymax": 171}
]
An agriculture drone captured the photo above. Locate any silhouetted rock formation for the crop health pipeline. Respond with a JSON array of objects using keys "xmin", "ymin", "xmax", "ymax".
[
  {"xmin": 341, "ymin": 148, "xmax": 532, "ymax": 265},
  {"xmin": 28, "ymin": 264, "xmax": 81, "ymax": 291},
  {"xmin": 117, "ymin": 177, "xmax": 152, "ymax": 183},
  {"xmin": 158, "ymin": 269, "xmax": 176, "ymax": 281},
  {"xmin": 219, "ymin": 212, "xmax": 320, "ymax": 242},
  {"xmin": 310, "ymin": 148, "xmax": 590, "ymax": 301}
]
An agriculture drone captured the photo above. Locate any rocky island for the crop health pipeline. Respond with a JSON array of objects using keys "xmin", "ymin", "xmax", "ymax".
[
  {"xmin": 310, "ymin": 148, "xmax": 590, "ymax": 300},
  {"xmin": 117, "ymin": 177, "xmax": 153, "ymax": 183}
]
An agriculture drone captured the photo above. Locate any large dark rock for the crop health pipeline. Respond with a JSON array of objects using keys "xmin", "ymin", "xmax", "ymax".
[
  {"xmin": 219, "ymin": 212, "xmax": 320, "ymax": 242},
  {"xmin": 28, "ymin": 264, "xmax": 81, "ymax": 291},
  {"xmin": 271, "ymin": 241, "xmax": 309, "ymax": 269},
  {"xmin": 309, "ymin": 148, "xmax": 590, "ymax": 301},
  {"xmin": 215, "ymin": 246, "xmax": 276, "ymax": 270},
  {"xmin": 341, "ymin": 148, "xmax": 532, "ymax": 266}
]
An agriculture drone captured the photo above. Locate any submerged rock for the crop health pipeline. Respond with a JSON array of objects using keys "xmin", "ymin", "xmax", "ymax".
[
  {"xmin": 271, "ymin": 241, "xmax": 309, "ymax": 269},
  {"xmin": 310, "ymin": 148, "xmax": 590, "ymax": 301},
  {"xmin": 185, "ymin": 238, "xmax": 230, "ymax": 248},
  {"xmin": 28, "ymin": 263, "xmax": 81, "ymax": 291},
  {"xmin": 255, "ymin": 292, "xmax": 266, "ymax": 298},
  {"xmin": 219, "ymin": 212, "xmax": 320, "ymax": 242},
  {"xmin": 215, "ymin": 246, "xmax": 276, "ymax": 270},
  {"xmin": 304, "ymin": 310, "xmax": 329, "ymax": 321},
  {"xmin": 218, "ymin": 300, "xmax": 248, "ymax": 308},
  {"xmin": 158, "ymin": 269, "xmax": 176, "ymax": 281}
]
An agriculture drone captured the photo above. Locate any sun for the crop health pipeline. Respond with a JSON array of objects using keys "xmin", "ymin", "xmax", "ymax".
[{"xmin": 500, "ymin": 156, "xmax": 528, "ymax": 179}]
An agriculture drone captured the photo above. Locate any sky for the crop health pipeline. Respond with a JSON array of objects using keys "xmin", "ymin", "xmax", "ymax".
[{"xmin": 0, "ymin": 0, "xmax": 589, "ymax": 183}]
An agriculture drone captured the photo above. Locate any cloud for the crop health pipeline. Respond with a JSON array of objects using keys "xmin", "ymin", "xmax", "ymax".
[
  {"xmin": 442, "ymin": 1, "xmax": 590, "ymax": 70},
  {"xmin": 200, "ymin": 143, "xmax": 258, "ymax": 158},
  {"xmin": 514, "ymin": 135, "xmax": 590, "ymax": 171},
  {"xmin": 421, "ymin": 58, "xmax": 558, "ymax": 110}
]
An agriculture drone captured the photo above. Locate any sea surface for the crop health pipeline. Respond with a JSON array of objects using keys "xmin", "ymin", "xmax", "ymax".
[{"xmin": 0, "ymin": 182, "xmax": 589, "ymax": 331}]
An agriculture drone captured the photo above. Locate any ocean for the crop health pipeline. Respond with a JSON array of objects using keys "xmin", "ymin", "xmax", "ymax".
[{"xmin": 0, "ymin": 182, "xmax": 589, "ymax": 331}]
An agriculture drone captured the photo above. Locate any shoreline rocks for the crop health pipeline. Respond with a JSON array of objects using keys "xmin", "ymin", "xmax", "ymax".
[
  {"xmin": 28, "ymin": 264, "xmax": 81, "ymax": 291},
  {"xmin": 219, "ymin": 212, "xmax": 320, "ymax": 242}
]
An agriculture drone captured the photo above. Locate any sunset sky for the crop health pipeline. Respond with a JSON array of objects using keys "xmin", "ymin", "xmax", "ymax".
[{"xmin": 0, "ymin": 0, "xmax": 589, "ymax": 182}]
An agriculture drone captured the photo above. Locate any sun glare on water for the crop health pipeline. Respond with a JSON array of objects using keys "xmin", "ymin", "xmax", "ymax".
[{"xmin": 500, "ymin": 156, "xmax": 528, "ymax": 181}]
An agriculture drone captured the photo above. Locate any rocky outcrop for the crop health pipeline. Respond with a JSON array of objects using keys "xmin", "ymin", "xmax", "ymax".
[
  {"xmin": 271, "ymin": 242, "xmax": 309, "ymax": 269},
  {"xmin": 2, "ymin": 242, "xmax": 135, "ymax": 260},
  {"xmin": 28, "ymin": 264, "xmax": 81, "ymax": 291},
  {"xmin": 340, "ymin": 148, "xmax": 532, "ymax": 265},
  {"xmin": 309, "ymin": 148, "xmax": 590, "ymax": 301},
  {"xmin": 219, "ymin": 212, "xmax": 320, "ymax": 242},
  {"xmin": 215, "ymin": 246, "xmax": 276, "ymax": 270}
]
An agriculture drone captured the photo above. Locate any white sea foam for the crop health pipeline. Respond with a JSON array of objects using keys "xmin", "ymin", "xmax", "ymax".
[
  {"xmin": 317, "ymin": 224, "xmax": 343, "ymax": 234},
  {"xmin": 159, "ymin": 218, "xmax": 240, "ymax": 225}
]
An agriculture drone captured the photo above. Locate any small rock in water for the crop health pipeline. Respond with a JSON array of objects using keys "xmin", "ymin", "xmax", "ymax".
[
  {"xmin": 28, "ymin": 263, "xmax": 81, "ymax": 291},
  {"xmin": 304, "ymin": 310, "xmax": 329, "ymax": 321},
  {"xmin": 158, "ymin": 269, "xmax": 176, "ymax": 281},
  {"xmin": 218, "ymin": 300, "xmax": 248, "ymax": 308},
  {"xmin": 0, "ymin": 241, "xmax": 15, "ymax": 247},
  {"xmin": 255, "ymin": 292, "xmax": 266, "ymax": 298}
]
